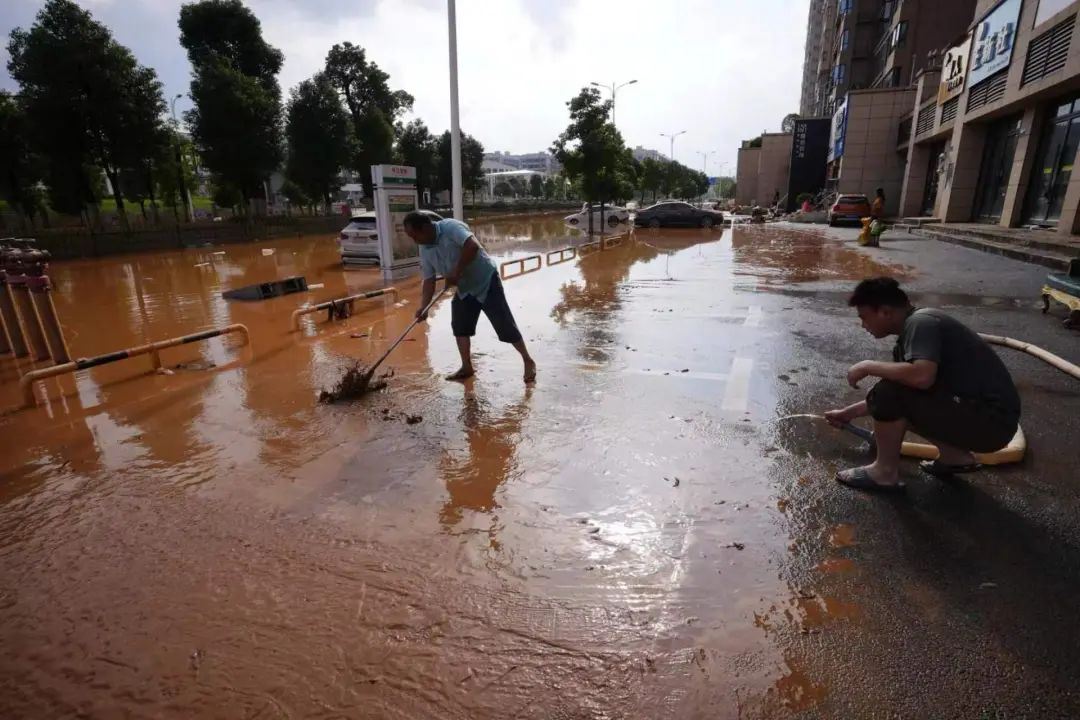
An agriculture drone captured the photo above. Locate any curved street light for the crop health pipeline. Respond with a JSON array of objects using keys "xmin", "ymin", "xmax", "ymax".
[
  {"xmin": 590, "ymin": 79, "xmax": 638, "ymax": 127},
  {"xmin": 659, "ymin": 130, "xmax": 687, "ymax": 164}
]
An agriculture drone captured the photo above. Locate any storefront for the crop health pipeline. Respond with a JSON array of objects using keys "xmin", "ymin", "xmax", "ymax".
[
  {"xmin": 973, "ymin": 114, "xmax": 1023, "ymax": 222},
  {"xmin": 1023, "ymin": 94, "xmax": 1080, "ymax": 226},
  {"xmin": 921, "ymin": 142, "xmax": 947, "ymax": 216}
]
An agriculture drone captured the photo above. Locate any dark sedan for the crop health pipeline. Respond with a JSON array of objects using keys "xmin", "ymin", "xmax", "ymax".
[{"xmin": 633, "ymin": 202, "xmax": 726, "ymax": 229}]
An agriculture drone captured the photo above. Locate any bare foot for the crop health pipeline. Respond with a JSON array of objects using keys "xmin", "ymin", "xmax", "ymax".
[
  {"xmin": 523, "ymin": 360, "xmax": 537, "ymax": 383},
  {"xmin": 446, "ymin": 367, "xmax": 475, "ymax": 382}
]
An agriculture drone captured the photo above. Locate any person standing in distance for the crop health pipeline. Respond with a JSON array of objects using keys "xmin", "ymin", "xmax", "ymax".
[{"xmin": 403, "ymin": 212, "xmax": 537, "ymax": 383}]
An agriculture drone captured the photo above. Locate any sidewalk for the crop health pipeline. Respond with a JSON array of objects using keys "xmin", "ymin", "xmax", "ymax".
[{"xmin": 902, "ymin": 222, "xmax": 1080, "ymax": 270}]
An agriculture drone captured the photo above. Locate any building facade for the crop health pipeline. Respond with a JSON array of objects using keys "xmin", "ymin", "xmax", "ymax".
[
  {"xmin": 483, "ymin": 151, "xmax": 562, "ymax": 176},
  {"xmin": 735, "ymin": 134, "xmax": 794, "ymax": 206}
]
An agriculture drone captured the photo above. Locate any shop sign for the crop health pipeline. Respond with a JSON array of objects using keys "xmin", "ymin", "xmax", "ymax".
[
  {"xmin": 938, "ymin": 35, "xmax": 971, "ymax": 104},
  {"xmin": 969, "ymin": 0, "xmax": 1022, "ymax": 87},
  {"xmin": 828, "ymin": 99, "xmax": 847, "ymax": 162}
]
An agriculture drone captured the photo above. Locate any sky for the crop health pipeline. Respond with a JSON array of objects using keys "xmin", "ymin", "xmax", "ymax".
[{"xmin": 1, "ymin": 0, "xmax": 810, "ymax": 177}]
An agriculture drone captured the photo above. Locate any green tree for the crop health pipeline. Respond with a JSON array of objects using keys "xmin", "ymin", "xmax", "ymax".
[
  {"xmin": 394, "ymin": 119, "xmax": 436, "ymax": 202},
  {"xmin": 434, "ymin": 130, "xmax": 485, "ymax": 201},
  {"xmin": 285, "ymin": 74, "xmax": 349, "ymax": 211},
  {"xmin": 180, "ymin": 0, "xmax": 283, "ymax": 217},
  {"xmin": 528, "ymin": 174, "xmax": 543, "ymax": 198},
  {"xmin": 0, "ymin": 91, "xmax": 46, "ymax": 230},
  {"xmin": 324, "ymin": 42, "xmax": 413, "ymax": 200},
  {"xmin": 156, "ymin": 134, "xmax": 197, "ymax": 221},
  {"xmin": 493, "ymin": 181, "xmax": 512, "ymax": 198},
  {"xmin": 551, "ymin": 87, "xmax": 629, "ymax": 229},
  {"xmin": 279, "ymin": 179, "xmax": 309, "ymax": 214},
  {"xmin": 210, "ymin": 174, "xmax": 241, "ymax": 213},
  {"xmin": 542, "ymin": 177, "xmax": 556, "ymax": 200},
  {"xmin": 7, "ymin": 0, "xmax": 167, "ymax": 229},
  {"xmin": 640, "ymin": 157, "xmax": 663, "ymax": 204}
]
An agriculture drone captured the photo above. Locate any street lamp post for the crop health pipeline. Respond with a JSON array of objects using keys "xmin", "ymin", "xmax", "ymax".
[
  {"xmin": 659, "ymin": 130, "xmax": 687, "ymax": 164},
  {"xmin": 447, "ymin": 0, "xmax": 464, "ymax": 220},
  {"xmin": 696, "ymin": 150, "xmax": 716, "ymax": 174},
  {"xmin": 170, "ymin": 94, "xmax": 193, "ymax": 223},
  {"xmin": 590, "ymin": 79, "xmax": 637, "ymax": 127}
]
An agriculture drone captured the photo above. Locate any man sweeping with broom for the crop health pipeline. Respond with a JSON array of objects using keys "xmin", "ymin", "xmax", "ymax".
[{"xmin": 403, "ymin": 212, "xmax": 537, "ymax": 383}]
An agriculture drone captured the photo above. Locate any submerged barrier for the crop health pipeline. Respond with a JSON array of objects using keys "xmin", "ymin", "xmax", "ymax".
[
  {"xmin": 20, "ymin": 323, "xmax": 250, "ymax": 408},
  {"xmin": 500, "ymin": 254, "xmax": 542, "ymax": 280},
  {"xmin": 577, "ymin": 239, "xmax": 603, "ymax": 256},
  {"xmin": 290, "ymin": 287, "xmax": 399, "ymax": 332},
  {"xmin": 546, "ymin": 247, "xmax": 577, "ymax": 266},
  {"xmin": 602, "ymin": 234, "xmax": 625, "ymax": 249}
]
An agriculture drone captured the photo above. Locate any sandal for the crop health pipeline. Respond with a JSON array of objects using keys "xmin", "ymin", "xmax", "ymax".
[
  {"xmin": 835, "ymin": 467, "xmax": 906, "ymax": 492},
  {"xmin": 919, "ymin": 460, "xmax": 981, "ymax": 478}
]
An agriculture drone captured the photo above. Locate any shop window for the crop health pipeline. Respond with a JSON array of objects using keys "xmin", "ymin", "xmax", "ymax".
[{"xmin": 841, "ymin": 29, "xmax": 850, "ymax": 51}]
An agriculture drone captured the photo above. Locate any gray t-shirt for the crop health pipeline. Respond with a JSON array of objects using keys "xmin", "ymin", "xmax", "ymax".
[{"xmin": 893, "ymin": 308, "xmax": 1020, "ymax": 419}]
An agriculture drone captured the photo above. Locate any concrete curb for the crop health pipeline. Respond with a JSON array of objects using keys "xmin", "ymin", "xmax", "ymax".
[{"xmin": 913, "ymin": 228, "xmax": 1074, "ymax": 271}]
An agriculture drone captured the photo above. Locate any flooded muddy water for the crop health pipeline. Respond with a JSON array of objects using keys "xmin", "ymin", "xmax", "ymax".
[{"xmin": 0, "ymin": 217, "xmax": 910, "ymax": 718}]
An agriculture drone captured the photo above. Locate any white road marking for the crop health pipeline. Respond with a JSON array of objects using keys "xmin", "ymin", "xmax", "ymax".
[
  {"xmin": 744, "ymin": 306, "xmax": 763, "ymax": 327},
  {"xmin": 721, "ymin": 358, "xmax": 754, "ymax": 412}
]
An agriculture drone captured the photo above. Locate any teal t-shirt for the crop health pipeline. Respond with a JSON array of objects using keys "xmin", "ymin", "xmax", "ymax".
[{"xmin": 419, "ymin": 219, "xmax": 497, "ymax": 302}]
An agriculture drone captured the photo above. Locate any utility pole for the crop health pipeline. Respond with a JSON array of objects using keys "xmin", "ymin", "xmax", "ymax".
[
  {"xmin": 171, "ymin": 94, "xmax": 194, "ymax": 223},
  {"xmin": 447, "ymin": 0, "xmax": 464, "ymax": 221},
  {"xmin": 590, "ymin": 79, "xmax": 638, "ymax": 128}
]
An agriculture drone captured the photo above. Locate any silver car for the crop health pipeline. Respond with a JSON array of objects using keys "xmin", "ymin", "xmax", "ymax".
[{"xmin": 338, "ymin": 209, "xmax": 443, "ymax": 265}]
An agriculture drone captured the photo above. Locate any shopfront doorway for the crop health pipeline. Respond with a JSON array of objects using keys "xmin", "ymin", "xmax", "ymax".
[
  {"xmin": 1023, "ymin": 96, "xmax": 1080, "ymax": 227},
  {"xmin": 921, "ymin": 142, "xmax": 946, "ymax": 217},
  {"xmin": 973, "ymin": 115, "xmax": 1023, "ymax": 223}
]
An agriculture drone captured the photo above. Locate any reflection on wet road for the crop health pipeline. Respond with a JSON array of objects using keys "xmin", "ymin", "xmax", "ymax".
[{"xmin": 1, "ymin": 216, "xmax": 919, "ymax": 717}]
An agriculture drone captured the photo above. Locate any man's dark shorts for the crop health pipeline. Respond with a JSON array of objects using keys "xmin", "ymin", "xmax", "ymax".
[
  {"xmin": 866, "ymin": 380, "xmax": 1018, "ymax": 453},
  {"xmin": 451, "ymin": 272, "xmax": 522, "ymax": 344}
]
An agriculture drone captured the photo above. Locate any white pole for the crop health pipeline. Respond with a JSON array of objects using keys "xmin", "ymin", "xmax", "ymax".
[{"xmin": 448, "ymin": 0, "xmax": 464, "ymax": 220}]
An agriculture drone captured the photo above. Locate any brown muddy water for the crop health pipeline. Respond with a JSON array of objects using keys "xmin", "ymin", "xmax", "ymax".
[{"xmin": 0, "ymin": 218, "xmax": 908, "ymax": 718}]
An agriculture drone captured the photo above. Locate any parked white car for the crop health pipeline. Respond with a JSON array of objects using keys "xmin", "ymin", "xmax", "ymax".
[
  {"xmin": 563, "ymin": 203, "xmax": 630, "ymax": 229},
  {"xmin": 338, "ymin": 210, "xmax": 443, "ymax": 265}
]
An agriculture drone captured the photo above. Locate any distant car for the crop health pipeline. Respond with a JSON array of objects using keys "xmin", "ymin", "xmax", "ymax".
[
  {"xmin": 633, "ymin": 201, "xmax": 726, "ymax": 229},
  {"xmin": 564, "ymin": 203, "xmax": 630, "ymax": 228},
  {"xmin": 828, "ymin": 194, "xmax": 872, "ymax": 226},
  {"xmin": 339, "ymin": 209, "xmax": 443, "ymax": 265}
]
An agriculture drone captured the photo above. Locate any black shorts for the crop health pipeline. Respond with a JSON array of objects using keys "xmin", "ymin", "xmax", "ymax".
[
  {"xmin": 450, "ymin": 273, "xmax": 523, "ymax": 344},
  {"xmin": 866, "ymin": 379, "xmax": 1018, "ymax": 453}
]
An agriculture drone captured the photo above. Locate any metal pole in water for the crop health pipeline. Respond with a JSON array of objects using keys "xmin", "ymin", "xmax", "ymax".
[{"xmin": 447, "ymin": 0, "xmax": 464, "ymax": 221}]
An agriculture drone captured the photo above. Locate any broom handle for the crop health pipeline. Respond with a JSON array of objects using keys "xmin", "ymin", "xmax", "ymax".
[{"xmin": 366, "ymin": 289, "xmax": 447, "ymax": 377}]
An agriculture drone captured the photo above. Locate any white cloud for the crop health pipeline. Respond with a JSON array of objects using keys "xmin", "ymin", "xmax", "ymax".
[{"xmin": 2, "ymin": 0, "xmax": 811, "ymax": 173}]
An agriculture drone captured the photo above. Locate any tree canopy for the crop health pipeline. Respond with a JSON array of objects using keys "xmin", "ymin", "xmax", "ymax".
[
  {"xmin": 0, "ymin": 91, "xmax": 46, "ymax": 229},
  {"xmin": 285, "ymin": 74, "xmax": 350, "ymax": 209},
  {"xmin": 551, "ymin": 87, "xmax": 632, "ymax": 211},
  {"xmin": 180, "ymin": 0, "xmax": 283, "ymax": 214},
  {"xmin": 324, "ymin": 42, "xmax": 413, "ymax": 198},
  {"xmin": 7, "ymin": 0, "xmax": 168, "ymax": 228}
]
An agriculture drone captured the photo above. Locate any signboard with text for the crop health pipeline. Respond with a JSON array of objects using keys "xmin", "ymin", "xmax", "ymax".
[
  {"xmin": 371, "ymin": 164, "xmax": 420, "ymax": 281},
  {"xmin": 969, "ymin": 0, "xmax": 1022, "ymax": 87},
  {"xmin": 787, "ymin": 118, "xmax": 830, "ymax": 211},
  {"xmin": 938, "ymin": 35, "xmax": 972, "ymax": 104},
  {"xmin": 828, "ymin": 99, "xmax": 848, "ymax": 162}
]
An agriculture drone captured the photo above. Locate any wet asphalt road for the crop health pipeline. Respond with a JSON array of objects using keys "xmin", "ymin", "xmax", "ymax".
[
  {"xmin": 766, "ymin": 223, "xmax": 1080, "ymax": 719},
  {"xmin": 1, "ymin": 218, "xmax": 1078, "ymax": 718}
]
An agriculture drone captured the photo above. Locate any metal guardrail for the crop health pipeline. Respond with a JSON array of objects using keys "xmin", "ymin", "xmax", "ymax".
[
  {"xmin": 500, "ymin": 254, "xmax": 542, "ymax": 280},
  {"xmin": 546, "ymin": 247, "xmax": 577, "ymax": 266},
  {"xmin": 290, "ymin": 287, "xmax": 399, "ymax": 331},
  {"xmin": 577, "ymin": 239, "xmax": 603, "ymax": 256},
  {"xmin": 602, "ymin": 234, "xmax": 625, "ymax": 249},
  {"xmin": 19, "ymin": 323, "xmax": 250, "ymax": 408}
]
